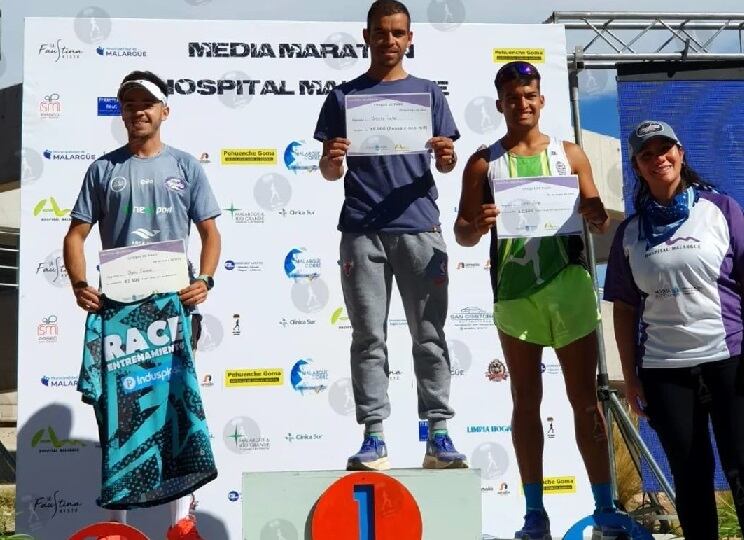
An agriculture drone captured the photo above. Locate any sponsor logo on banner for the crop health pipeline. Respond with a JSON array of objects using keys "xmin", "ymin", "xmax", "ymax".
[
  {"xmin": 40, "ymin": 376, "xmax": 77, "ymax": 388},
  {"xmin": 291, "ymin": 278, "xmax": 329, "ymax": 313},
  {"xmin": 222, "ymin": 203, "xmax": 265, "ymax": 224},
  {"xmin": 39, "ymin": 92, "xmax": 62, "ymax": 119},
  {"xmin": 277, "ymin": 208, "xmax": 316, "ymax": 218},
  {"xmin": 428, "ymin": 0, "xmax": 466, "ymax": 32},
  {"xmin": 497, "ymin": 482, "xmax": 511, "ymax": 495},
  {"xmin": 196, "ymin": 314, "xmax": 223, "ymax": 352},
  {"xmin": 74, "ymin": 7, "xmax": 111, "ymax": 44},
  {"xmin": 284, "ymin": 248, "xmax": 321, "ymax": 279},
  {"xmin": 38, "ymin": 39, "xmax": 83, "ymax": 62},
  {"xmin": 228, "ymin": 491, "xmax": 240, "ymax": 502},
  {"xmin": 199, "ymin": 152, "xmax": 211, "ymax": 164},
  {"xmin": 43, "ymin": 149, "xmax": 97, "ymax": 161},
  {"xmin": 449, "ymin": 306, "xmax": 493, "ymax": 330},
  {"xmin": 23, "ymin": 490, "xmax": 83, "ymax": 530},
  {"xmin": 546, "ymin": 416, "xmax": 556, "ymax": 439},
  {"xmin": 31, "ymin": 426, "xmax": 86, "ymax": 453},
  {"xmin": 254, "ymin": 172, "xmax": 292, "ymax": 210},
  {"xmin": 37, "ymin": 251, "xmax": 69, "ymax": 287},
  {"xmin": 223, "ymin": 416, "xmax": 270, "ymax": 454},
  {"xmin": 231, "ymin": 314, "xmax": 241, "ymax": 336},
  {"xmin": 201, "ymin": 374, "xmax": 214, "ymax": 387},
  {"xmin": 224, "ymin": 368, "xmax": 284, "ymax": 387},
  {"xmin": 389, "ymin": 369, "xmax": 403, "ymax": 382},
  {"xmin": 543, "ymin": 476, "xmax": 576, "ymax": 494},
  {"xmin": 471, "ymin": 442, "xmax": 510, "ymax": 481},
  {"xmin": 328, "ymin": 378, "xmax": 355, "ymax": 416},
  {"xmin": 418, "ymin": 421, "xmax": 428, "ymax": 441},
  {"xmin": 285, "ymin": 432, "xmax": 323, "ymax": 443},
  {"xmin": 96, "ymin": 45, "xmax": 148, "ymax": 57},
  {"xmin": 260, "ymin": 520, "xmax": 300, "ymax": 539},
  {"xmin": 221, "ymin": 148, "xmax": 277, "ymax": 165},
  {"xmin": 290, "ymin": 359, "xmax": 328, "ymax": 394},
  {"xmin": 467, "ymin": 424, "xmax": 511, "ymax": 434},
  {"xmin": 283, "ymin": 140, "xmax": 321, "ymax": 173},
  {"xmin": 465, "ymin": 97, "xmax": 502, "ymax": 135},
  {"xmin": 224, "ymin": 259, "xmax": 264, "ymax": 272},
  {"xmin": 492, "ymin": 48, "xmax": 545, "ymax": 63},
  {"xmin": 278, "ymin": 318, "xmax": 317, "ymax": 328},
  {"xmin": 486, "ymin": 359, "xmax": 509, "ymax": 382},
  {"xmin": 33, "ymin": 197, "xmax": 71, "ymax": 222},
  {"xmin": 97, "ymin": 97, "xmax": 121, "ymax": 116},
  {"xmin": 20, "ymin": 147, "xmax": 44, "ymax": 184},
  {"xmin": 448, "ymin": 339, "xmax": 473, "ymax": 376},
  {"xmin": 541, "ymin": 362, "xmax": 561, "ymax": 375},
  {"xmin": 37, "ymin": 315, "xmax": 59, "ymax": 342},
  {"xmin": 330, "ymin": 306, "xmax": 351, "ymax": 330}
]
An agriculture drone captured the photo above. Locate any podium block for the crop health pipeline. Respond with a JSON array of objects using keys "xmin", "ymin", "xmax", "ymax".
[{"xmin": 242, "ymin": 468, "xmax": 482, "ymax": 540}]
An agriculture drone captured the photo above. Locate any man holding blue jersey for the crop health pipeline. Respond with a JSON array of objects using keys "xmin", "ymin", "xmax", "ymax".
[{"xmin": 63, "ymin": 70, "xmax": 220, "ymax": 540}]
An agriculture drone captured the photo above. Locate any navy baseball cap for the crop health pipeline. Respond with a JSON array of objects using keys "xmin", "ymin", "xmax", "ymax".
[{"xmin": 628, "ymin": 120, "xmax": 680, "ymax": 156}]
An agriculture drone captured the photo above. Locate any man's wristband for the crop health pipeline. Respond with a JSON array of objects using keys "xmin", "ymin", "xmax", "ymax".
[{"xmin": 72, "ymin": 280, "xmax": 88, "ymax": 290}]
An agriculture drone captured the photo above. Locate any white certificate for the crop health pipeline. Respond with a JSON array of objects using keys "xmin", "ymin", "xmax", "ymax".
[
  {"xmin": 494, "ymin": 175, "xmax": 582, "ymax": 238},
  {"xmin": 99, "ymin": 240, "xmax": 190, "ymax": 302},
  {"xmin": 345, "ymin": 93, "xmax": 433, "ymax": 156}
]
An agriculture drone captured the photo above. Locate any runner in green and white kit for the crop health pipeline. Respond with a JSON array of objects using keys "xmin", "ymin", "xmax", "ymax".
[{"xmin": 455, "ymin": 62, "xmax": 624, "ymax": 540}]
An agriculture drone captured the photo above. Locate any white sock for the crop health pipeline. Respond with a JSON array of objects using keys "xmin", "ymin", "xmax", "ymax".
[
  {"xmin": 107, "ymin": 509, "xmax": 127, "ymax": 523},
  {"xmin": 169, "ymin": 495, "xmax": 193, "ymax": 526}
]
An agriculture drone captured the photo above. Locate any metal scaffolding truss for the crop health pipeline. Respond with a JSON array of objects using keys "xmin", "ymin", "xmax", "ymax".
[{"xmin": 546, "ymin": 12, "xmax": 744, "ymax": 67}]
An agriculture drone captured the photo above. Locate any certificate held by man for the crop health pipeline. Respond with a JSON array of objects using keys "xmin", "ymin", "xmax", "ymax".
[
  {"xmin": 494, "ymin": 175, "xmax": 582, "ymax": 238},
  {"xmin": 345, "ymin": 93, "xmax": 433, "ymax": 156},
  {"xmin": 99, "ymin": 239, "xmax": 190, "ymax": 302}
]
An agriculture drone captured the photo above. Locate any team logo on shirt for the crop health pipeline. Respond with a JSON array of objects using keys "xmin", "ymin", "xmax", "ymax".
[
  {"xmin": 665, "ymin": 236, "xmax": 700, "ymax": 246},
  {"xmin": 110, "ymin": 176, "xmax": 127, "ymax": 192},
  {"xmin": 165, "ymin": 177, "xmax": 186, "ymax": 192}
]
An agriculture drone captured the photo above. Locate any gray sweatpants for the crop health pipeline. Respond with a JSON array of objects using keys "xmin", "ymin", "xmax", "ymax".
[{"xmin": 340, "ymin": 231, "xmax": 455, "ymax": 432}]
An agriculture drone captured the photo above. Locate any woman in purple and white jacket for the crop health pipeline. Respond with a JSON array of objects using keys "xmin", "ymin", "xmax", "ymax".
[{"xmin": 605, "ymin": 120, "xmax": 744, "ymax": 539}]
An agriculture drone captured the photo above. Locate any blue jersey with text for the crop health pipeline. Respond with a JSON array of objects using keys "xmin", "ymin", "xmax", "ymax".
[{"xmin": 77, "ymin": 293, "xmax": 216, "ymax": 509}]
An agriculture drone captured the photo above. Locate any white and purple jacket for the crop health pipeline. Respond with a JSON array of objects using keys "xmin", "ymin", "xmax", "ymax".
[{"xmin": 604, "ymin": 191, "xmax": 744, "ymax": 368}]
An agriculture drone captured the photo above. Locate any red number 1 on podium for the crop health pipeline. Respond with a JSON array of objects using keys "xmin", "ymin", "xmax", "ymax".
[{"xmin": 312, "ymin": 472, "xmax": 423, "ymax": 540}]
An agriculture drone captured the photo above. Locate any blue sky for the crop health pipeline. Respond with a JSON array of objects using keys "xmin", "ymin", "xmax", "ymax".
[{"xmin": 3, "ymin": 0, "xmax": 743, "ymax": 138}]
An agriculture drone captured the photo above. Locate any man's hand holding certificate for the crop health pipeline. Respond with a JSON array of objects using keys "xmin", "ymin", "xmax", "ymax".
[
  {"xmin": 494, "ymin": 176, "xmax": 582, "ymax": 238},
  {"xmin": 345, "ymin": 93, "xmax": 433, "ymax": 156},
  {"xmin": 100, "ymin": 240, "xmax": 190, "ymax": 302}
]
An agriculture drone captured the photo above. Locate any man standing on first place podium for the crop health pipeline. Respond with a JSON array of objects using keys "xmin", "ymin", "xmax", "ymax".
[{"xmin": 314, "ymin": 0, "xmax": 467, "ymax": 471}]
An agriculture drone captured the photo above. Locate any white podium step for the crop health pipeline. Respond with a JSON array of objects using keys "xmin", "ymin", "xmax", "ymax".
[{"xmin": 242, "ymin": 468, "xmax": 482, "ymax": 540}]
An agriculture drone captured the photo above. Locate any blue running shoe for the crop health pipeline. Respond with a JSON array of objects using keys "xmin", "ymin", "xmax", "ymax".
[
  {"xmin": 591, "ymin": 508, "xmax": 636, "ymax": 540},
  {"xmin": 422, "ymin": 433, "xmax": 468, "ymax": 469},
  {"xmin": 515, "ymin": 509, "xmax": 551, "ymax": 540},
  {"xmin": 346, "ymin": 436, "xmax": 390, "ymax": 471}
]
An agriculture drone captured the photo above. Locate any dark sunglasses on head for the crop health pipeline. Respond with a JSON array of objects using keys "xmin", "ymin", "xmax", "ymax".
[{"xmin": 494, "ymin": 61, "xmax": 540, "ymax": 89}]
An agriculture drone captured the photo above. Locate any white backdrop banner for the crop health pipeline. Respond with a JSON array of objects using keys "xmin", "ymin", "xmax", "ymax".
[{"xmin": 19, "ymin": 17, "xmax": 595, "ymax": 539}]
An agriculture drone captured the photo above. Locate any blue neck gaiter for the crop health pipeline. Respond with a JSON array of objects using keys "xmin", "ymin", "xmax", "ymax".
[{"xmin": 638, "ymin": 186, "xmax": 697, "ymax": 249}]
